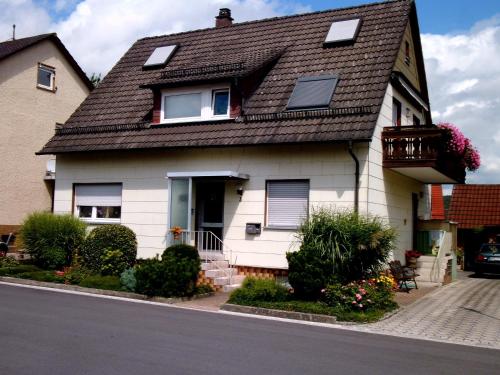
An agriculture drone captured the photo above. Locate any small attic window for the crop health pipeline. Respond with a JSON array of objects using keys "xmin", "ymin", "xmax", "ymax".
[
  {"xmin": 287, "ymin": 75, "xmax": 339, "ymax": 110},
  {"xmin": 324, "ymin": 18, "xmax": 362, "ymax": 45},
  {"xmin": 143, "ymin": 45, "xmax": 177, "ymax": 68}
]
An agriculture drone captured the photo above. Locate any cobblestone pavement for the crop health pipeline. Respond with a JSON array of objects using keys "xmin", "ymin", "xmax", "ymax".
[{"xmin": 355, "ymin": 277, "xmax": 500, "ymax": 349}]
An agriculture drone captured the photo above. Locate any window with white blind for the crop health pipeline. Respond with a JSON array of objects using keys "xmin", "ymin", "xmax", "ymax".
[
  {"xmin": 266, "ymin": 180, "xmax": 309, "ymax": 229},
  {"xmin": 74, "ymin": 184, "xmax": 122, "ymax": 223}
]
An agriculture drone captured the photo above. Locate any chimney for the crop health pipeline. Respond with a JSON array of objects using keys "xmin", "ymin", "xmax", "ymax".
[{"xmin": 215, "ymin": 8, "xmax": 233, "ymax": 28}]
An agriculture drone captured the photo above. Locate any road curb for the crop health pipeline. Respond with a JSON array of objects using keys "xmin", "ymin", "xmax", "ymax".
[
  {"xmin": 0, "ymin": 276, "xmax": 213, "ymax": 304},
  {"xmin": 221, "ymin": 303, "xmax": 341, "ymax": 324}
]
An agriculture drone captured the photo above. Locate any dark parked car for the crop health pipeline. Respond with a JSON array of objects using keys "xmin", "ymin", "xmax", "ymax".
[{"xmin": 475, "ymin": 243, "xmax": 500, "ymax": 275}]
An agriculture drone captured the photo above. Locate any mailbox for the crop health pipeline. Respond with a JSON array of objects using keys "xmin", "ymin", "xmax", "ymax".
[{"xmin": 246, "ymin": 223, "xmax": 261, "ymax": 235}]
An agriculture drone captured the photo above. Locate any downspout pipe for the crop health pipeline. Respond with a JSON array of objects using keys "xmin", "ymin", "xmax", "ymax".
[{"xmin": 348, "ymin": 141, "xmax": 360, "ymax": 214}]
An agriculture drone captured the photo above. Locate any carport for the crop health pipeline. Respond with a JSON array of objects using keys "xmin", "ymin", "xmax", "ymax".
[{"xmin": 448, "ymin": 185, "xmax": 500, "ymax": 271}]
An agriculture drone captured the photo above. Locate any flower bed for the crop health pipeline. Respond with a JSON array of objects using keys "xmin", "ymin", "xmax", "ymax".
[{"xmin": 228, "ymin": 276, "xmax": 398, "ymax": 323}]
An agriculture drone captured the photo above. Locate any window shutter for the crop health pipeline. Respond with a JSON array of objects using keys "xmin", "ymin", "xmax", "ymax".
[
  {"xmin": 267, "ymin": 181, "xmax": 309, "ymax": 228},
  {"xmin": 75, "ymin": 184, "xmax": 122, "ymax": 206}
]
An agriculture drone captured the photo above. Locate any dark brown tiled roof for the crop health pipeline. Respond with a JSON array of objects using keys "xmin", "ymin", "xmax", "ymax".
[
  {"xmin": 39, "ymin": 0, "xmax": 414, "ymax": 154},
  {"xmin": 0, "ymin": 33, "xmax": 93, "ymax": 91},
  {"xmin": 449, "ymin": 185, "xmax": 500, "ymax": 229}
]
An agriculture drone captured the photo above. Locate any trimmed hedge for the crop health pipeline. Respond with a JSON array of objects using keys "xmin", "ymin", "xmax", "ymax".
[
  {"xmin": 135, "ymin": 244, "xmax": 201, "ymax": 297},
  {"xmin": 80, "ymin": 225, "xmax": 137, "ymax": 271},
  {"xmin": 229, "ymin": 277, "xmax": 289, "ymax": 304}
]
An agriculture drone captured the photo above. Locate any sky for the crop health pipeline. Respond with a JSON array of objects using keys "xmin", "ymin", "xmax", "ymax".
[{"xmin": 1, "ymin": 0, "xmax": 499, "ymax": 186}]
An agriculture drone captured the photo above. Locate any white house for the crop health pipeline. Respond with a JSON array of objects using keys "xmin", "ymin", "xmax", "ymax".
[{"xmin": 39, "ymin": 0, "xmax": 465, "ymax": 287}]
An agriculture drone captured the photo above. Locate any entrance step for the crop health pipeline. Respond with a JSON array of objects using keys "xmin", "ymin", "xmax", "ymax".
[
  {"xmin": 214, "ymin": 274, "xmax": 246, "ymax": 286},
  {"xmin": 201, "ymin": 261, "xmax": 229, "ymax": 271},
  {"xmin": 204, "ymin": 268, "xmax": 238, "ymax": 278},
  {"xmin": 198, "ymin": 251, "xmax": 225, "ymax": 262}
]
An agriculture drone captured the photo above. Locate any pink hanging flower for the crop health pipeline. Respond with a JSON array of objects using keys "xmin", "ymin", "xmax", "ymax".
[
  {"xmin": 437, "ymin": 122, "xmax": 481, "ymax": 172},
  {"xmin": 355, "ymin": 293, "xmax": 362, "ymax": 301}
]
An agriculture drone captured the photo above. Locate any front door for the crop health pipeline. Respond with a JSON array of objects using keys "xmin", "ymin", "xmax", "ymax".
[{"xmin": 196, "ymin": 181, "xmax": 225, "ymax": 244}]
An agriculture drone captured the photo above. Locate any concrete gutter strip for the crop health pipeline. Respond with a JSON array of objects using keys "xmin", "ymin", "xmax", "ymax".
[
  {"xmin": 0, "ymin": 276, "xmax": 213, "ymax": 304},
  {"xmin": 221, "ymin": 303, "xmax": 339, "ymax": 324}
]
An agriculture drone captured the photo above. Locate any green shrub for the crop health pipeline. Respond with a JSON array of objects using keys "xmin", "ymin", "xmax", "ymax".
[
  {"xmin": 64, "ymin": 265, "xmax": 91, "ymax": 285},
  {"xmin": 80, "ymin": 225, "xmax": 137, "ymax": 271},
  {"xmin": 20, "ymin": 212, "xmax": 87, "ymax": 269},
  {"xmin": 229, "ymin": 277, "xmax": 289, "ymax": 304},
  {"xmin": 17, "ymin": 271, "xmax": 65, "ymax": 283},
  {"xmin": 0, "ymin": 256, "xmax": 19, "ymax": 268},
  {"xmin": 287, "ymin": 208, "xmax": 396, "ymax": 299},
  {"xmin": 134, "ymin": 245, "xmax": 201, "ymax": 297},
  {"xmin": 79, "ymin": 275, "xmax": 122, "ymax": 291},
  {"xmin": 0, "ymin": 265, "xmax": 41, "ymax": 276},
  {"xmin": 134, "ymin": 258, "xmax": 165, "ymax": 296},
  {"xmin": 100, "ymin": 249, "xmax": 128, "ymax": 276},
  {"xmin": 195, "ymin": 283, "xmax": 214, "ymax": 295},
  {"xmin": 120, "ymin": 268, "xmax": 136, "ymax": 292}
]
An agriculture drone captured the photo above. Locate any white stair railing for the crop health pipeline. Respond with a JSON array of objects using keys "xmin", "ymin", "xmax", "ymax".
[{"xmin": 167, "ymin": 230, "xmax": 235, "ymax": 284}]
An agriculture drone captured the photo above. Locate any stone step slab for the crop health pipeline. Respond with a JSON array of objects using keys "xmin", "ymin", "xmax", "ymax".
[{"xmin": 204, "ymin": 268, "xmax": 238, "ymax": 278}]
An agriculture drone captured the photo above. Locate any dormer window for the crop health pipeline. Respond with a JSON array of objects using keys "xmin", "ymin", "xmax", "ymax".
[{"xmin": 161, "ymin": 84, "xmax": 230, "ymax": 123}]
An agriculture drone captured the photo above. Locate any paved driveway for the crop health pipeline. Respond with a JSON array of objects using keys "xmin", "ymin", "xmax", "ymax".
[{"xmin": 356, "ymin": 276, "xmax": 500, "ymax": 349}]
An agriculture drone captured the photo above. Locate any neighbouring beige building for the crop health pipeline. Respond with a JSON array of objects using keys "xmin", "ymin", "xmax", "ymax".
[
  {"xmin": 40, "ymin": 1, "xmax": 467, "ymax": 289},
  {"xmin": 0, "ymin": 33, "xmax": 92, "ymax": 234}
]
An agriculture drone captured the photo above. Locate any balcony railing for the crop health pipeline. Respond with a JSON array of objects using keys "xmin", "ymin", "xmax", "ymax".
[{"xmin": 381, "ymin": 125, "xmax": 465, "ymax": 183}]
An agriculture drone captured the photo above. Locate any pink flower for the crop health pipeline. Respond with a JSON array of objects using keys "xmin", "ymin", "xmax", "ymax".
[
  {"xmin": 358, "ymin": 304, "xmax": 363, "ymax": 308},
  {"xmin": 355, "ymin": 293, "xmax": 362, "ymax": 301},
  {"xmin": 352, "ymin": 301, "xmax": 356, "ymax": 304},
  {"xmin": 359, "ymin": 288, "xmax": 367, "ymax": 295}
]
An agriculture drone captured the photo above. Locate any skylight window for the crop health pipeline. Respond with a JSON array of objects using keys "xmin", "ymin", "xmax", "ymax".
[
  {"xmin": 324, "ymin": 18, "xmax": 362, "ymax": 45},
  {"xmin": 287, "ymin": 75, "xmax": 339, "ymax": 110},
  {"xmin": 143, "ymin": 45, "xmax": 177, "ymax": 68}
]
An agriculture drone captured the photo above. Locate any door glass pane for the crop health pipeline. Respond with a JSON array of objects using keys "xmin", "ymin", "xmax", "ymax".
[
  {"xmin": 164, "ymin": 93, "xmax": 201, "ymax": 119},
  {"xmin": 213, "ymin": 90, "xmax": 229, "ymax": 115},
  {"xmin": 170, "ymin": 179, "xmax": 189, "ymax": 229}
]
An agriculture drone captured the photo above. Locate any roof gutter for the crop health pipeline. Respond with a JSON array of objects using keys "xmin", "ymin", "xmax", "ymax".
[{"xmin": 348, "ymin": 140, "xmax": 360, "ymax": 214}]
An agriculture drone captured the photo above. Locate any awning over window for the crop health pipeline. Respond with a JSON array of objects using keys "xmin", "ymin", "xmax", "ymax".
[
  {"xmin": 75, "ymin": 184, "xmax": 122, "ymax": 206},
  {"xmin": 166, "ymin": 171, "xmax": 249, "ymax": 179}
]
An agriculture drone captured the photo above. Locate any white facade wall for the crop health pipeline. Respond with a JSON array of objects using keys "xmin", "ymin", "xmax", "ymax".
[
  {"xmin": 55, "ymin": 144, "xmax": 365, "ymax": 268},
  {"xmin": 53, "ymin": 83, "xmax": 429, "ymax": 268},
  {"xmin": 365, "ymin": 83, "xmax": 427, "ymax": 262}
]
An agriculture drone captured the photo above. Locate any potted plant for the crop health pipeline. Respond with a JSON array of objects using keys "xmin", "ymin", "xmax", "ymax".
[{"xmin": 405, "ymin": 250, "xmax": 422, "ymax": 268}]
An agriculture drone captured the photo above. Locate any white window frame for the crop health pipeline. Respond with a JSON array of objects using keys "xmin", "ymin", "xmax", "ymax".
[
  {"xmin": 160, "ymin": 83, "xmax": 230, "ymax": 123},
  {"xmin": 265, "ymin": 179, "xmax": 310, "ymax": 230},
  {"xmin": 37, "ymin": 63, "xmax": 55, "ymax": 91},
  {"xmin": 74, "ymin": 183, "xmax": 122, "ymax": 224}
]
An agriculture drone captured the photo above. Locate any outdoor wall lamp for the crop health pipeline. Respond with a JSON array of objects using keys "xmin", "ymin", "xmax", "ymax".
[{"xmin": 237, "ymin": 186, "xmax": 244, "ymax": 201}]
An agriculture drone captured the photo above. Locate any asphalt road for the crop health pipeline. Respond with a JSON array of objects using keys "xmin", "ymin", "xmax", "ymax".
[{"xmin": 1, "ymin": 284, "xmax": 498, "ymax": 375}]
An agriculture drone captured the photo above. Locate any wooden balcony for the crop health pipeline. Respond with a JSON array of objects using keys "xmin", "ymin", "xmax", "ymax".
[{"xmin": 381, "ymin": 126, "xmax": 465, "ymax": 183}]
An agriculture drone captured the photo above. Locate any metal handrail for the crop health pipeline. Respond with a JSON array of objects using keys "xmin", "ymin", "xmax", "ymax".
[{"xmin": 167, "ymin": 230, "xmax": 235, "ymax": 284}]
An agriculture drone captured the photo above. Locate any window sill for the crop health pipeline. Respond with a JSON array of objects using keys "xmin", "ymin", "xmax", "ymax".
[
  {"xmin": 264, "ymin": 226, "xmax": 299, "ymax": 231},
  {"xmin": 37, "ymin": 84, "xmax": 56, "ymax": 93},
  {"xmin": 160, "ymin": 116, "xmax": 231, "ymax": 124},
  {"xmin": 80, "ymin": 218, "xmax": 121, "ymax": 225}
]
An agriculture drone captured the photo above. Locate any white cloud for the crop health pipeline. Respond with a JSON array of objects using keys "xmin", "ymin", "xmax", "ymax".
[
  {"xmin": 0, "ymin": 0, "xmax": 52, "ymax": 41},
  {"xmin": 422, "ymin": 16, "xmax": 500, "ymax": 184},
  {"xmin": 52, "ymin": 0, "xmax": 310, "ymax": 74},
  {"xmin": 1, "ymin": 0, "xmax": 309, "ymax": 73},
  {"xmin": 447, "ymin": 78, "xmax": 478, "ymax": 95}
]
